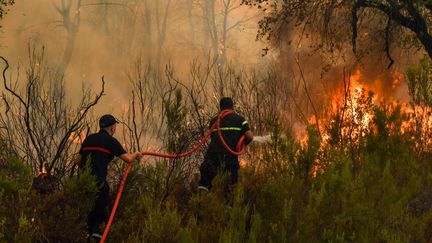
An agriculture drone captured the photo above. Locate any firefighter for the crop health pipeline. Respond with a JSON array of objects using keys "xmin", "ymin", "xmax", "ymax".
[
  {"xmin": 75, "ymin": 114, "xmax": 142, "ymax": 240},
  {"xmin": 198, "ymin": 97, "xmax": 253, "ymax": 192}
]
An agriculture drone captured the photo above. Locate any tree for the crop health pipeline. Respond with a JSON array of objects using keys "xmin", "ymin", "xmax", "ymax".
[
  {"xmin": 199, "ymin": 0, "xmax": 255, "ymax": 67},
  {"xmin": 242, "ymin": 0, "xmax": 432, "ymax": 67},
  {"xmin": 92, "ymin": 0, "xmax": 174, "ymax": 67},
  {"xmin": 0, "ymin": 0, "xmax": 13, "ymax": 20},
  {"xmin": 53, "ymin": 0, "xmax": 82, "ymax": 79},
  {"xmin": 0, "ymin": 47, "xmax": 104, "ymax": 177},
  {"xmin": 83, "ymin": 0, "xmax": 139, "ymax": 59}
]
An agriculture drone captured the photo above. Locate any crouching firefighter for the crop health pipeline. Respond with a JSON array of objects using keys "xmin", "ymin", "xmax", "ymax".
[
  {"xmin": 198, "ymin": 97, "xmax": 253, "ymax": 192},
  {"xmin": 75, "ymin": 114, "xmax": 142, "ymax": 240}
]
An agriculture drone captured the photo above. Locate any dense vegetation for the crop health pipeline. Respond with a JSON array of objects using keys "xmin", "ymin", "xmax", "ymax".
[{"xmin": 2, "ymin": 59, "xmax": 432, "ymax": 242}]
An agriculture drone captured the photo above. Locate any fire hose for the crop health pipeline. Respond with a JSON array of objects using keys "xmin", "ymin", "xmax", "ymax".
[{"xmin": 100, "ymin": 109, "xmax": 246, "ymax": 243}]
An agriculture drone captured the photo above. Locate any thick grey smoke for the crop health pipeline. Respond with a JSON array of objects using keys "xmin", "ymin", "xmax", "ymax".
[
  {"xmin": 2, "ymin": 0, "xmax": 422, "ymax": 140},
  {"xmin": 1, "ymin": 0, "xmax": 266, "ymax": 111}
]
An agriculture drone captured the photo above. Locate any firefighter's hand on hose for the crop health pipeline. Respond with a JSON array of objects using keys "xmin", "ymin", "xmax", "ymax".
[
  {"xmin": 131, "ymin": 151, "xmax": 143, "ymax": 163},
  {"xmin": 134, "ymin": 151, "xmax": 144, "ymax": 162},
  {"xmin": 101, "ymin": 109, "xmax": 247, "ymax": 242},
  {"xmin": 119, "ymin": 152, "xmax": 142, "ymax": 164}
]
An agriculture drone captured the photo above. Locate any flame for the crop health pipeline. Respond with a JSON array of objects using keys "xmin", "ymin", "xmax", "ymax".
[
  {"xmin": 68, "ymin": 131, "xmax": 86, "ymax": 145},
  {"xmin": 122, "ymin": 103, "xmax": 130, "ymax": 113},
  {"xmin": 218, "ymin": 42, "xmax": 225, "ymax": 55},
  {"xmin": 299, "ymin": 68, "xmax": 432, "ymax": 153},
  {"xmin": 392, "ymin": 71, "xmax": 403, "ymax": 89},
  {"xmin": 301, "ymin": 69, "xmax": 408, "ymax": 148},
  {"xmin": 305, "ymin": 69, "xmax": 376, "ymax": 147},
  {"xmin": 239, "ymin": 158, "xmax": 248, "ymax": 167},
  {"xmin": 400, "ymin": 104, "xmax": 432, "ymax": 150}
]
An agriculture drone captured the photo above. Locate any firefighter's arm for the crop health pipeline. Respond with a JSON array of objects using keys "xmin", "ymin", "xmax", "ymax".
[
  {"xmin": 119, "ymin": 152, "xmax": 142, "ymax": 164},
  {"xmin": 244, "ymin": 130, "xmax": 253, "ymax": 145}
]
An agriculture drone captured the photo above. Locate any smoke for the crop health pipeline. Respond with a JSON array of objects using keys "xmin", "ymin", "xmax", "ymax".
[
  {"xmin": 0, "ymin": 0, "xmax": 266, "ymax": 114},
  {"xmin": 2, "ymin": 1, "xmax": 424, "ymax": 140},
  {"xmin": 271, "ymin": 5, "xmax": 424, "ymax": 122},
  {"xmin": 253, "ymin": 134, "xmax": 271, "ymax": 143}
]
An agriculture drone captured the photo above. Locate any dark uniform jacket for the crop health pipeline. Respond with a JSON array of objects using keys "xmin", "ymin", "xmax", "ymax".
[
  {"xmin": 79, "ymin": 130, "xmax": 126, "ymax": 183},
  {"xmin": 206, "ymin": 112, "xmax": 250, "ymax": 156}
]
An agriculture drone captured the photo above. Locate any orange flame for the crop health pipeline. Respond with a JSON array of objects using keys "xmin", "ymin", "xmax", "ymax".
[
  {"xmin": 68, "ymin": 131, "xmax": 87, "ymax": 145},
  {"xmin": 301, "ymin": 69, "xmax": 406, "ymax": 145},
  {"xmin": 299, "ymin": 68, "xmax": 432, "ymax": 152}
]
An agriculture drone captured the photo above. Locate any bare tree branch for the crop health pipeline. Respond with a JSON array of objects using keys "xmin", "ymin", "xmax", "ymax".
[
  {"xmin": 385, "ymin": 17, "xmax": 394, "ymax": 69},
  {"xmin": 48, "ymin": 76, "xmax": 105, "ymax": 173}
]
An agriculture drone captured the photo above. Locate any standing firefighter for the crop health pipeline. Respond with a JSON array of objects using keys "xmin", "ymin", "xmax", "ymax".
[
  {"xmin": 76, "ymin": 114, "xmax": 141, "ymax": 240},
  {"xmin": 198, "ymin": 97, "xmax": 253, "ymax": 192}
]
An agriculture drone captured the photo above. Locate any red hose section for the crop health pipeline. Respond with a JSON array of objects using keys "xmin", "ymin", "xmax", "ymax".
[
  {"xmin": 100, "ymin": 109, "xmax": 244, "ymax": 243},
  {"xmin": 216, "ymin": 110, "xmax": 245, "ymax": 156}
]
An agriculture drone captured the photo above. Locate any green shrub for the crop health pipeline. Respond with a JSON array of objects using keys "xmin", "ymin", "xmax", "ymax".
[
  {"xmin": 33, "ymin": 164, "xmax": 98, "ymax": 242},
  {"xmin": 4, "ymin": 61, "xmax": 432, "ymax": 242},
  {"xmin": 0, "ymin": 156, "xmax": 35, "ymax": 242}
]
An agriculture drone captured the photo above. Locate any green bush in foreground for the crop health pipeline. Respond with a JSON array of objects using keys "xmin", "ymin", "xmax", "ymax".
[
  {"xmin": 0, "ymin": 157, "xmax": 98, "ymax": 242},
  {"xmin": 2, "ymin": 101, "xmax": 432, "ymax": 242}
]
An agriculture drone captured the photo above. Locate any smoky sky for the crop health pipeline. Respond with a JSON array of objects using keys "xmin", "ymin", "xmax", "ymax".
[
  {"xmin": 0, "ymin": 0, "xmax": 422, "ymax": 128},
  {"xmin": 1, "ymin": 0, "xmax": 266, "ymax": 112}
]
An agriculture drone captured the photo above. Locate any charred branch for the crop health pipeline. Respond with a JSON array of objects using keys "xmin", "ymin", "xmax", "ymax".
[
  {"xmin": 351, "ymin": 0, "xmax": 364, "ymax": 54},
  {"xmin": 351, "ymin": 0, "xmax": 432, "ymax": 60},
  {"xmin": 385, "ymin": 18, "xmax": 394, "ymax": 69},
  {"xmin": 1, "ymin": 56, "xmax": 46, "ymax": 171},
  {"xmin": 1, "ymin": 51, "xmax": 105, "ymax": 176},
  {"xmin": 48, "ymin": 76, "xmax": 105, "ymax": 173}
]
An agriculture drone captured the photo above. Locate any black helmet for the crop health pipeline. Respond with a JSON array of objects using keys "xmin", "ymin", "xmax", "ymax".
[
  {"xmin": 99, "ymin": 114, "xmax": 118, "ymax": 128},
  {"xmin": 219, "ymin": 97, "xmax": 234, "ymax": 110}
]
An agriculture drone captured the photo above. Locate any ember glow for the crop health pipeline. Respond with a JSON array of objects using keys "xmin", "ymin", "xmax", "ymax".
[
  {"xmin": 304, "ymin": 69, "xmax": 377, "ymax": 146},
  {"xmin": 68, "ymin": 131, "xmax": 87, "ymax": 145},
  {"xmin": 300, "ymin": 67, "xmax": 432, "ymax": 152},
  {"xmin": 303, "ymin": 69, "xmax": 405, "ymax": 147}
]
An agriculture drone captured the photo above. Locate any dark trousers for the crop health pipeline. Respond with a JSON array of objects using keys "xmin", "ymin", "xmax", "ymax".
[
  {"xmin": 88, "ymin": 182, "xmax": 110, "ymax": 235},
  {"xmin": 199, "ymin": 153, "xmax": 239, "ymax": 190}
]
